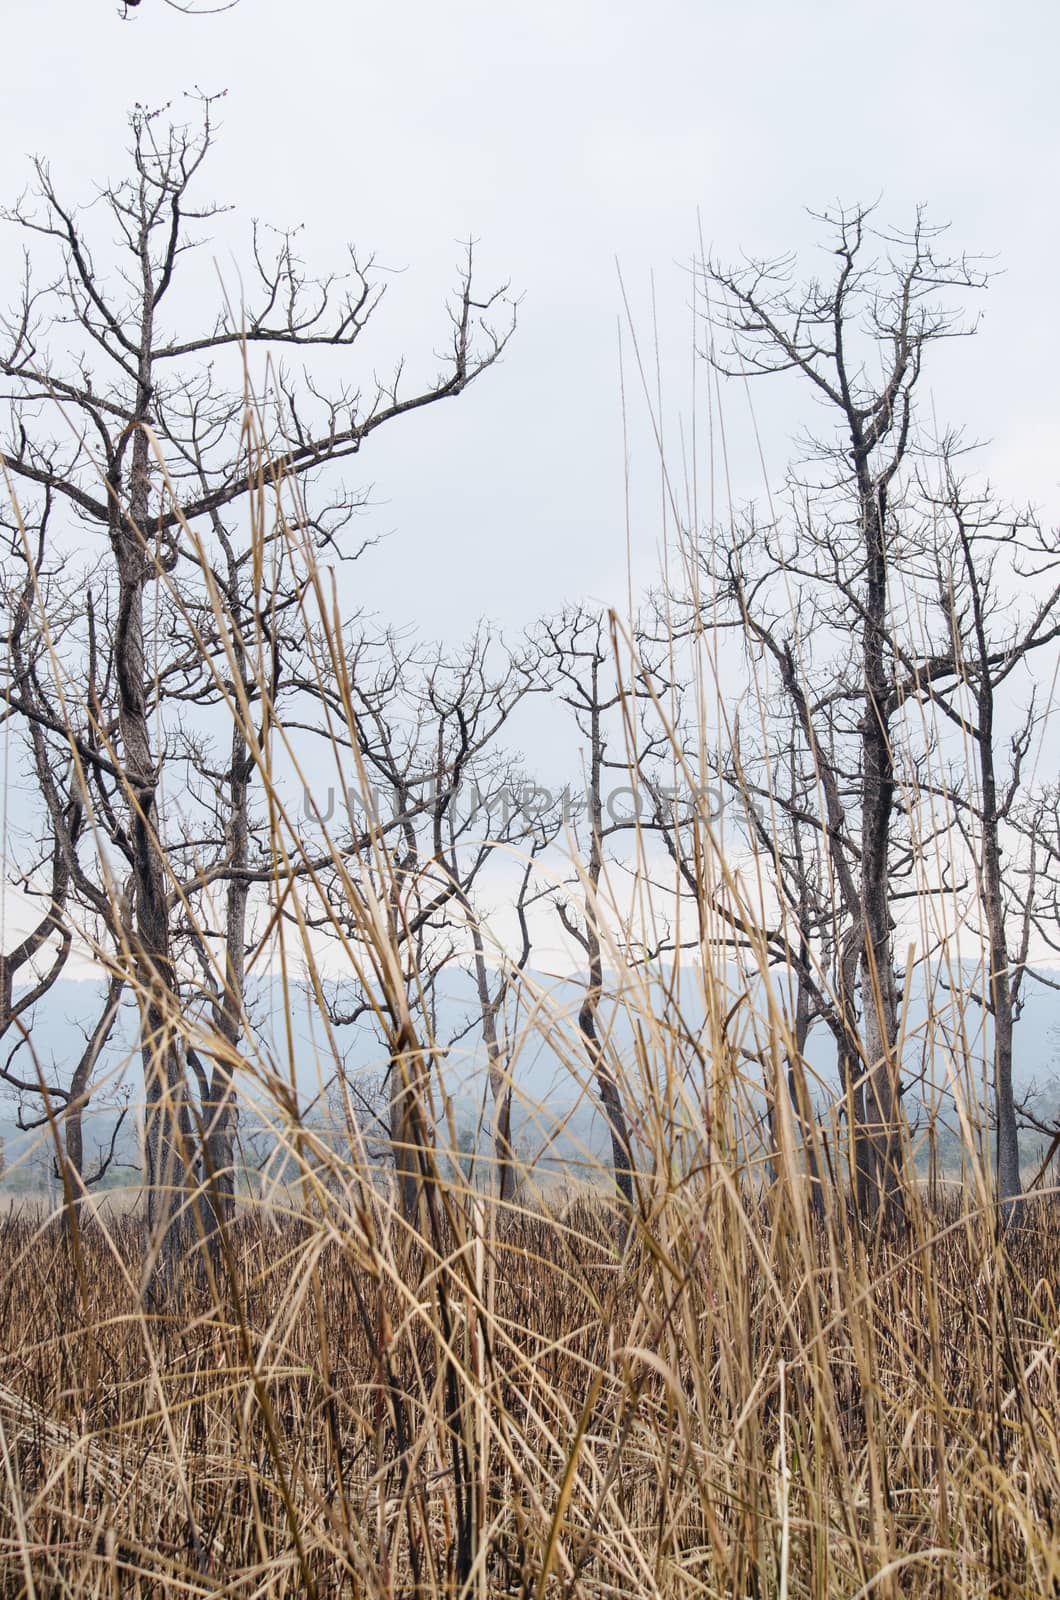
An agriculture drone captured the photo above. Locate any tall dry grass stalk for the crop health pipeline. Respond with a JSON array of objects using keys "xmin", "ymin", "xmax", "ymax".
[{"xmin": 2, "ymin": 380, "xmax": 1059, "ymax": 1600}]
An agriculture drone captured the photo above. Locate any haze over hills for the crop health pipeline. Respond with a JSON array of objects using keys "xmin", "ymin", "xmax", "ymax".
[{"xmin": 4, "ymin": 966, "xmax": 1060, "ymax": 1194}]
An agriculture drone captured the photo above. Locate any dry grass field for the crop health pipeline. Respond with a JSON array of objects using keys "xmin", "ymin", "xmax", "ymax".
[
  {"xmin": 2, "ymin": 1172, "xmax": 1059, "ymax": 1598},
  {"xmin": 4, "ymin": 164, "xmax": 1060, "ymax": 1598}
]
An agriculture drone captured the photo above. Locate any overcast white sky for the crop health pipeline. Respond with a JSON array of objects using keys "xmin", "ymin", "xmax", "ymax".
[{"xmin": 2, "ymin": 0, "xmax": 1058, "ymax": 642}]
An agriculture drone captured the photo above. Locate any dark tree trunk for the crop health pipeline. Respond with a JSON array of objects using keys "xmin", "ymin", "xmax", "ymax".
[
  {"xmin": 857, "ymin": 477, "xmax": 905, "ymax": 1228},
  {"xmin": 581, "ymin": 688, "xmax": 635, "ymax": 1210},
  {"xmin": 115, "ymin": 332, "xmax": 193, "ymax": 1281},
  {"xmin": 976, "ymin": 677, "xmax": 1021, "ymax": 1214}
]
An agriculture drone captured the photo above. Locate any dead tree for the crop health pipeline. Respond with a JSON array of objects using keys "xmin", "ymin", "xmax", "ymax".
[
  {"xmin": 463, "ymin": 796, "xmax": 559, "ymax": 1204},
  {"xmin": 916, "ymin": 474, "xmax": 1060, "ymax": 1212},
  {"xmin": 293, "ymin": 625, "xmax": 538, "ymax": 1221},
  {"xmin": 0, "ymin": 514, "xmax": 137, "ymax": 1201},
  {"xmin": 538, "ymin": 606, "xmax": 672, "ymax": 1209},
  {"xmin": 0, "ymin": 98, "xmax": 515, "ymax": 1273},
  {"xmin": 699, "ymin": 204, "xmax": 987, "ymax": 1223}
]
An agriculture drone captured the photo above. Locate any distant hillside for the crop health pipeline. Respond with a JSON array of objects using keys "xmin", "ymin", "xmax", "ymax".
[{"xmin": 4, "ymin": 965, "xmax": 1059, "ymax": 1192}]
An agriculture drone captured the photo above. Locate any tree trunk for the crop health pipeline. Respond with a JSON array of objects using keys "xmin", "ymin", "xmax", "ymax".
[
  {"xmin": 61, "ymin": 975, "xmax": 125, "ymax": 1242},
  {"xmin": 482, "ymin": 1008, "xmax": 516, "ymax": 1205},
  {"xmin": 470, "ymin": 926, "xmax": 518, "ymax": 1205},
  {"xmin": 788, "ymin": 966, "xmax": 824, "ymax": 1218},
  {"xmin": 581, "ymin": 689, "xmax": 635, "ymax": 1210},
  {"xmin": 116, "ymin": 378, "xmax": 193, "ymax": 1281},
  {"xmin": 978, "ymin": 724, "xmax": 1021, "ymax": 1215},
  {"xmin": 204, "ymin": 727, "xmax": 253, "ymax": 1229},
  {"xmin": 858, "ymin": 480, "xmax": 905, "ymax": 1227},
  {"xmin": 388, "ymin": 1039, "xmax": 433, "ymax": 1226}
]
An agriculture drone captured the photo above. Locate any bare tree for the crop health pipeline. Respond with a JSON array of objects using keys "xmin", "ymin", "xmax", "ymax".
[
  {"xmin": 0, "ymin": 511, "xmax": 138, "ymax": 1206},
  {"xmin": 463, "ymin": 800, "xmax": 559, "ymax": 1203},
  {"xmin": 697, "ymin": 204, "xmax": 987, "ymax": 1222},
  {"xmin": 537, "ymin": 607, "xmax": 673, "ymax": 1209},
  {"xmin": 0, "ymin": 97, "xmax": 515, "ymax": 1274},
  {"xmin": 915, "ymin": 473, "xmax": 1060, "ymax": 1211},
  {"xmin": 290, "ymin": 624, "xmax": 538, "ymax": 1221}
]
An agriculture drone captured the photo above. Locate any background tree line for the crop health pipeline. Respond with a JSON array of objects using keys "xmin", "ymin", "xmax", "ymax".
[{"xmin": 3, "ymin": 104, "xmax": 1060, "ymax": 1290}]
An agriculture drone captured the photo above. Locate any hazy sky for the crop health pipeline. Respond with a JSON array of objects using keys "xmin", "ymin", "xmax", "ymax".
[{"xmin": 2, "ymin": 0, "xmax": 1058, "ymax": 641}]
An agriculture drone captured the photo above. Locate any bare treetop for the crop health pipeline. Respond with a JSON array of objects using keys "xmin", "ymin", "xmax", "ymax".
[
  {"xmin": 0, "ymin": 98, "xmax": 516, "ymax": 545},
  {"xmin": 701, "ymin": 203, "xmax": 990, "ymax": 480}
]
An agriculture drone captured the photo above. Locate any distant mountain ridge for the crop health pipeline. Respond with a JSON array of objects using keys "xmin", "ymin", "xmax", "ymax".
[{"xmin": 4, "ymin": 965, "xmax": 1059, "ymax": 1190}]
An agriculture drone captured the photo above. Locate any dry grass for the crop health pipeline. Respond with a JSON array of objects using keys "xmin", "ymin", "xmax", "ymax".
[
  {"xmin": 4, "ymin": 304, "xmax": 1060, "ymax": 1598},
  {"xmin": 2, "ymin": 1173, "xmax": 1060, "ymax": 1597}
]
